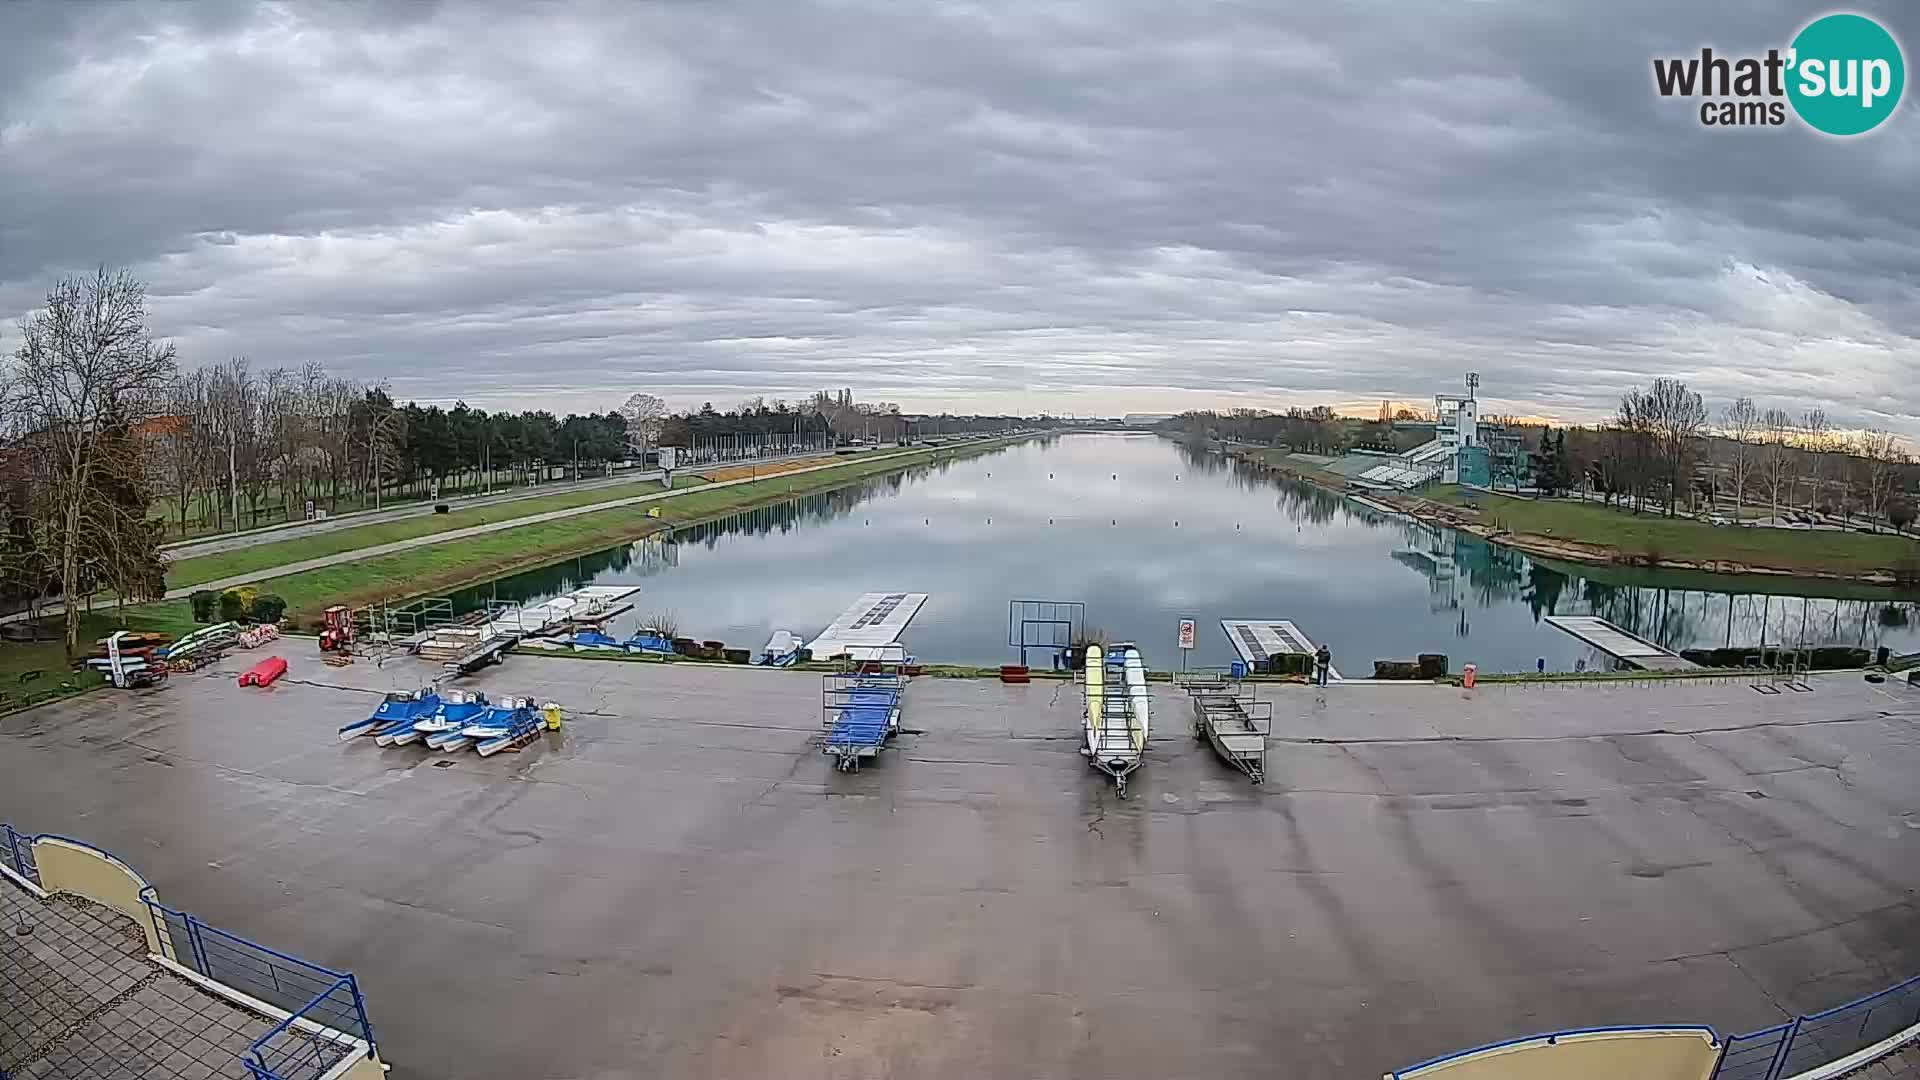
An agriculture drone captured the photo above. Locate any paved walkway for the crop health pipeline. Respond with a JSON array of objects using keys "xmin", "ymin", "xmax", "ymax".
[
  {"xmin": 1, "ymin": 441, "xmax": 988, "ymax": 624},
  {"xmin": 1845, "ymin": 1042, "xmax": 1920, "ymax": 1079},
  {"xmin": 161, "ymin": 446, "xmax": 842, "ymax": 559},
  {"xmin": 1, "ymin": 877, "xmax": 322, "ymax": 1079}
]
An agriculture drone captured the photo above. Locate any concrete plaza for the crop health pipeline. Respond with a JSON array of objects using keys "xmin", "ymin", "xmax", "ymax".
[{"xmin": 1, "ymin": 655, "xmax": 1915, "ymax": 1078}]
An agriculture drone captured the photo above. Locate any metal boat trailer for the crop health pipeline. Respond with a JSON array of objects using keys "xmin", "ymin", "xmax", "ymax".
[
  {"xmin": 1082, "ymin": 643, "xmax": 1149, "ymax": 798},
  {"xmin": 445, "ymin": 633, "xmax": 517, "ymax": 677},
  {"xmin": 1178, "ymin": 670, "xmax": 1271, "ymax": 784},
  {"xmin": 820, "ymin": 646, "xmax": 908, "ymax": 772}
]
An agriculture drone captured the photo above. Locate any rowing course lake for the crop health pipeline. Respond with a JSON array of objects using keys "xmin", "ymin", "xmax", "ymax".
[{"xmin": 449, "ymin": 433, "xmax": 1920, "ymax": 673}]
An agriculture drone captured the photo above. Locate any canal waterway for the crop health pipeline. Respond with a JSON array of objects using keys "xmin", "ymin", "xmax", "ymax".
[{"xmin": 449, "ymin": 433, "xmax": 1920, "ymax": 673}]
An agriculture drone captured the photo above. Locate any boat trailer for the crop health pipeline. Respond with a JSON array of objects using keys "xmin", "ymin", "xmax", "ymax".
[
  {"xmin": 819, "ymin": 645, "xmax": 909, "ymax": 772},
  {"xmin": 1178, "ymin": 670, "xmax": 1272, "ymax": 784},
  {"xmin": 444, "ymin": 633, "xmax": 518, "ymax": 677}
]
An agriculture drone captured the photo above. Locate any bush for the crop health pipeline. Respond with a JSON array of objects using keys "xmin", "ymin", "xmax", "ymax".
[
  {"xmin": 189, "ymin": 590, "xmax": 219, "ymax": 624},
  {"xmin": 250, "ymin": 594, "xmax": 288, "ymax": 625},
  {"xmin": 218, "ymin": 586, "xmax": 259, "ymax": 624},
  {"xmin": 641, "ymin": 610, "xmax": 680, "ymax": 639}
]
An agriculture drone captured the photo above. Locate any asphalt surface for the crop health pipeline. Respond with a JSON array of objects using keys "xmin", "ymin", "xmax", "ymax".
[
  {"xmin": 2, "ymin": 661, "xmax": 1916, "ymax": 1080},
  {"xmin": 159, "ymin": 469, "xmax": 667, "ymax": 558},
  {"xmin": 159, "ymin": 448, "xmax": 838, "ymax": 561}
]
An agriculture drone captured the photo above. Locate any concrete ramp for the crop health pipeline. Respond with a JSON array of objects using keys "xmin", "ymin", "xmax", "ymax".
[{"xmin": 1543, "ymin": 615, "xmax": 1700, "ymax": 672}]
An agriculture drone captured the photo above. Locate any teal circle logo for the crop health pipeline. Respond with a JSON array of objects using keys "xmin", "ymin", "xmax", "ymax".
[{"xmin": 1787, "ymin": 13, "xmax": 1905, "ymax": 135}]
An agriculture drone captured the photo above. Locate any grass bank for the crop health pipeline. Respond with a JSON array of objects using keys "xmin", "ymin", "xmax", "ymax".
[
  {"xmin": 1233, "ymin": 447, "xmax": 1917, "ymax": 585},
  {"xmin": 1425, "ymin": 488, "xmax": 1917, "ymax": 580},
  {"xmin": 164, "ymin": 475, "xmax": 704, "ymax": 588},
  {"xmin": 190, "ymin": 437, "xmax": 1024, "ymax": 625}
]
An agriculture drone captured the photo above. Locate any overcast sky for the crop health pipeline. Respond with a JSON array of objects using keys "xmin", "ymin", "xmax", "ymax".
[{"xmin": 1, "ymin": 1, "xmax": 1915, "ymax": 434}]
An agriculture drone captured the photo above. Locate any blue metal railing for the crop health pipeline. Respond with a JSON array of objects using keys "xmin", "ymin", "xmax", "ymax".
[
  {"xmin": 0, "ymin": 825, "xmax": 375, "ymax": 1080},
  {"xmin": 1761, "ymin": 975, "xmax": 1920, "ymax": 1079},
  {"xmin": 145, "ymin": 895, "xmax": 375, "ymax": 1054},
  {"xmin": 1711, "ymin": 1021, "xmax": 1792, "ymax": 1080},
  {"xmin": 244, "ymin": 977, "xmax": 365, "ymax": 1080},
  {"xmin": 1389, "ymin": 972, "xmax": 1920, "ymax": 1080},
  {"xmin": 1, "ymin": 823, "xmax": 37, "ymax": 886}
]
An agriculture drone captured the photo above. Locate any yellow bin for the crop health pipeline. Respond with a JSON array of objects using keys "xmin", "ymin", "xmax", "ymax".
[{"xmin": 543, "ymin": 703, "xmax": 563, "ymax": 730}]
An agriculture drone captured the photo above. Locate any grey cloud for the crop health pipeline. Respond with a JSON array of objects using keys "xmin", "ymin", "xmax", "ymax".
[{"xmin": 0, "ymin": 0, "xmax": 1915, "ymax": 435}]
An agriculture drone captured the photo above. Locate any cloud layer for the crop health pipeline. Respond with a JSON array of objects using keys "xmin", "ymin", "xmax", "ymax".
[{"xmin": 2, "ymin": 0, "xmax": 1916, "ymax": 433}]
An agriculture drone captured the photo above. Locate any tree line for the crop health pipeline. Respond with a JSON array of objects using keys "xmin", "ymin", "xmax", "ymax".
[
  {"xmin": 0, "ymin": 269, "xmax": 1031, "ymax": 648},
  {"xmin": 1168, "ymin": 380, "xmax": 1914, "ymax": 530}
]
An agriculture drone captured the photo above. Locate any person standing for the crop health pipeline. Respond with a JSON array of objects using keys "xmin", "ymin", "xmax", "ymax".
[{"xmin": 1314, "ymin": 643, "xmax": 1332, "ymax": 687}]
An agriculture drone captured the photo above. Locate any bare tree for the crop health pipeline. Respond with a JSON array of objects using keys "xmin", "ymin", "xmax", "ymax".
[
  {"xmin": 1720, "ymin": 396, "xmax": 1758, "ymax": 513},
  {"xmin": 1633, "ymin": 378, "xmax": 1706, "ymax": 516},
  {"xmin": 1855, "ymin": 428, "xmax": 1904, "ymax": 525},
  {"xmin": 1799, "ymin": 408, "xmax": 1831, "ymax": 513},
  {"xmin": 621, "ymin": 392, "xmax": 666, "ymax": 457},
  {"xmin": 8, "ymin": 268, "xmax": 178, "ymax": 651},
  {"xmin": 158, "ymin": 368, "xmax": 211, "ymax": 535},
  {"xmin": 1757, "ymin": 407, "xmax": 1794, "ymax": 522},
  {"xmin": 204, "ymin": 358, "xmax": 258, "ymax": 532},
  {"xmin": 360, "ymin": 391, "xmax": 406, "ymax": 509}
]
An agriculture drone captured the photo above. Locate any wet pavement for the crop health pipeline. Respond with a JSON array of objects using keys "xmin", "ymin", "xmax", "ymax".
[
  {"xmin": 0, "ymin": 881, "xmax": 325, "ymax": 1079},
  {"xmin": 2, "ymin": 657, "xmax": 1916, "ymax": 1079}
]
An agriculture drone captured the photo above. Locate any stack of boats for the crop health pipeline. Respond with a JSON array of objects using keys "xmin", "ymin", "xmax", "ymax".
[{"xmin": 338, "ymin": 687, "xmax": 550, "ymax": 757}]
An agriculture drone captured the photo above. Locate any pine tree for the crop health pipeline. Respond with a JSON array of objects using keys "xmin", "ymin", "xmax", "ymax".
[{"xmin": 1536, "ymin": 426, "xmax": 1559, "ymax": 494}]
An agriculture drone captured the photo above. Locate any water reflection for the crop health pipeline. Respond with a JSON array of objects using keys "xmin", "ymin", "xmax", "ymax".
[{"xmin": 449, "ymin": 434, "xmax": 1920, "ymax": 671}]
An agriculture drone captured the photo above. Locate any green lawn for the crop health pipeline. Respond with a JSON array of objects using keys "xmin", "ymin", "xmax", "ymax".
[
  {"xmin": 165, "ymin": 475, "xmax": 705, "ymax": 588},
  {"xmin": 1446, "ymin": 492, "xmax": 1916, "ymax": 577},
  {"xmin": 150, "ymin": 469, "xmax": 687, "ymax": 542},
  {"xmin": 0, "ymin": 604, "xmax": 203, "ymax": 712},
  {"xmin": 162, "ymin": 439, "xmax": 1020, "ymax": 626}
]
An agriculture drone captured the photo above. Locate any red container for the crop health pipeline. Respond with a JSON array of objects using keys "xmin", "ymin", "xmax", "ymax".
[{"xmin": 238, "ymin": 656, "xmax": 288, "ymax": 687}]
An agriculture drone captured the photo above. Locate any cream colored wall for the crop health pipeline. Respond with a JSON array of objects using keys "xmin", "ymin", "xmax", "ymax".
[
  {"xmin": 332, "ymin": 1052, "xmax": 387, "ymax": 1080},
  {"xmin": 32, "ymin": 837, "xmax": 167, "ymax": 954},
  {"xmin": 1394, "ymin": 1029, "xmax": 1719, "ymax": 1080}
]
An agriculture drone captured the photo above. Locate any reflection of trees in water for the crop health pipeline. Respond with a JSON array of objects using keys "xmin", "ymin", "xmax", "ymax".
[
  {"xmin": 1380, "ymin": 516, "xmax": 1919, "ymax": 653},
  {"xmin": 1537, "ymin": 566, "xmax": 1917, "ymax": 654},
  {"xmin": 1271, "ymin": 478, "xmax": 1341, "ymax": 525},
  {"xmin": 673, "ymin": 469, "xmax": 920, "ymax": 549},
  {"xmin": 1451, "ymin": 534, "xmax": 1529, "ymax": 606},
  {"xmin": 447, "ymin": 541, "xmax": 641, "ymax": 611},
  {"xmin": 1174, "ymin": 441, "xmax": 1231, "ymax": 477},
  {"xmin": 447, "ymin": 454, "xmax": 984, "ymax": 614}
]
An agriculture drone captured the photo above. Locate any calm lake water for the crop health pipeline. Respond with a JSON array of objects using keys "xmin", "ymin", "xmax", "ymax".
[{"xmin": 449, "ymin": 433, "xmax": 1919, "ymax": 673}]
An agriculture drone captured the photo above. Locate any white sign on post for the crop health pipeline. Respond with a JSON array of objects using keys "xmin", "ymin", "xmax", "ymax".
[{"xmin": 1177, "ymin": 618, "xmax": 1196, "ymax": 651}]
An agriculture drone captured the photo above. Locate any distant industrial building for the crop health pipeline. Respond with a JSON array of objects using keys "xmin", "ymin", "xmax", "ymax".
[{"xmin": 1123, "ymin": 413, "xmax": 1174, "ymax": 428}]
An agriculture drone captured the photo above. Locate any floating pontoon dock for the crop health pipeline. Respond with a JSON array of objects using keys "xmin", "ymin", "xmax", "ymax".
[
  {"xmin": 806, "ymin": 592, "xmax": 929, "ymax": 661},
  {"xmin": 1220, "ymin": 619, "xmax": 1342, "ymax": 680},
  {"xmin": 472, "ymin": 586, "xmax": 638, "ymax": 639},
  {"xmin": 1542, "ymin": 615, "xmax": 1701, "ymax": 672}
]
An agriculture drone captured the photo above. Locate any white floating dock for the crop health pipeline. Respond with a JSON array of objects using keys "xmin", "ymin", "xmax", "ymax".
[
  {"xmin": 807, "ymin": 592, "xmax": 928, "ymax": 660},
  {"xmin": 1543, "ymin": 615, "xmax": 1700, "ymax": 672},
  {"xmin": 475, "ymin": 586, "xmax": 638, "ymax": 639},
  {"xmin": 1220, "ymin": 619, "xmax": 1342, "ymax": 681}
]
